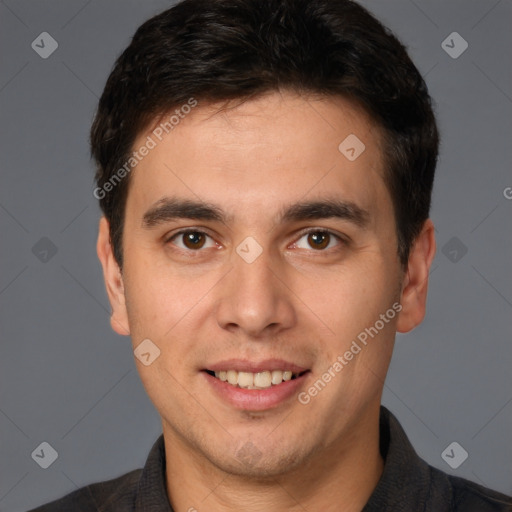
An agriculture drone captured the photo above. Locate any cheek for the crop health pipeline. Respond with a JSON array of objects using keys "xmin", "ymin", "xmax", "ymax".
[
  {"xmin": 124, "ymin": 276, "xmax": 182, "ymax": 334},
  {"xmin": 122, "ymin": 254, "xmax": 220, "ymax": 350},
  {"xmin": 307, "ymin": 261, "xmax": 399, "ymax": 354},
  {"xmin": 313, "ymin": 260, "xmax": 391, "ymax": 315},
  {"xmin": 122, "ymin": 256, "xmax": 173, "ymax": 337}
]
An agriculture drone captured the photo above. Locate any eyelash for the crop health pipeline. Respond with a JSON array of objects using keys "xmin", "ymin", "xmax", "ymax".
[{"xmin": 166, "ymin": 228, "xmax": 348, "ymax": 253}]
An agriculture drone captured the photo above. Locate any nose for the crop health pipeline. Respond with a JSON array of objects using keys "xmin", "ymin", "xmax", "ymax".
[{"xmin": 214, "ymin": 244, "xmax": 296, "ymax": 339}]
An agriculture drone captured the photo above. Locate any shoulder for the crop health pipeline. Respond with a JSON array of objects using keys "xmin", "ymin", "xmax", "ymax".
[
  {"xmin": 450, "ymin": 474, "xmax": 512, "ymax": 512},
  {"xmin": 28, "ymin": 469, "xmax": 141, "ymax": 512},
  {"xmin": 429, "ymin": 465, "xmax": 512, "ymax": 512}
]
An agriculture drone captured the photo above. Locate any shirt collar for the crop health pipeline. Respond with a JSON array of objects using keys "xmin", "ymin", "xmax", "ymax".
[
  {"xmin": 363, "ymin": 406, "xmax": 434, "ymax": 511},
  {"xmin": 134, "ymin": 434, "xmax": 172, "ymax": 512}
]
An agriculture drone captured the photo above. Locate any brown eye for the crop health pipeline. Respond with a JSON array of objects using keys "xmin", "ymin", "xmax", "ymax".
[
  {"xmin": 182, "ymin": 232, "xmax": 206, "ymax": 249},
  {"xmin": 169, "ymin": 230, "xmax": 215, "ymax": 251},
  {"xmin": 293, "ymin": 230, "xmax": 344, "ymax": 252},
  {"xmin": 307, "ymin": 231, "xmax": 330, "ymax": 250}
]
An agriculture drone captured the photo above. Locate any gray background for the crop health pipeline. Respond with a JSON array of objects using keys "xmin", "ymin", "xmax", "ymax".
[{"xmin": 0, "ymin": 1, "xmax": 511, "ymax": 510}]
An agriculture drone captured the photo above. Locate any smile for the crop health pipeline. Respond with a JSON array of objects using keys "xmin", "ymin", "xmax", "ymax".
[{"xmin": 205, "ymin": 369, "xmax": 306, "ymax": 389}]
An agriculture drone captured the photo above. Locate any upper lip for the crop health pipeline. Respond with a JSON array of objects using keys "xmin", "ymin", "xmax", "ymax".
[{"xmin": 205, "ymin": 358, "xmax": 309, "ymax": 374}]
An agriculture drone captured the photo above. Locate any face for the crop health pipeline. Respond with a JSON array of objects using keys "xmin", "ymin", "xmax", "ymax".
[{"xmin": 98, "ymin": 92, "xmax": 434, "ymax": 478}]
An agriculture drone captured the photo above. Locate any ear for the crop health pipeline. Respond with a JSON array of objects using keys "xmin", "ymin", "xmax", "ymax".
[
  {"xmin": 396, "ymin": 219, "xmax": 436, "ymax": 333},
  {"xmin": 96, "ymin": 217, "xmax": 130, "ymax": 336}
]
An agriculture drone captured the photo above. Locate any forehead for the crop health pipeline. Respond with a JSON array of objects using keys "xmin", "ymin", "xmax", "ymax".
[{"xmin": 125, "ymin": 92, "xmax": 391, "ymax": 226}]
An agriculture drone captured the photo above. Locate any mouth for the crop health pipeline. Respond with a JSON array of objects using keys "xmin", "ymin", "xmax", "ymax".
[
  {"xmin": 202, "ymin": 361, "xmax": 311, "ymax": 411},
  {"xmin": 204, "ymin": 369, "xmax": 308, "ymax": 389}
]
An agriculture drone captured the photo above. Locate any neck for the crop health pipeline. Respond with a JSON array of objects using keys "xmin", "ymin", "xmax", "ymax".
[{"xmin": 163, "ymin": 406, "xmax": 384, "ymax": 512}]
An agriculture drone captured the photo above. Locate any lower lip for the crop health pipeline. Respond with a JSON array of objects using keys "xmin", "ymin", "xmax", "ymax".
[{"xmin": 203, "ymin": 371, "xmax": 310, "ymax": 411}]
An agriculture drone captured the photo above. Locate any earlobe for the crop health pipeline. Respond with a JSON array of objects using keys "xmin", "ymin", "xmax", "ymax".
[
  {"xmin": 96, "ymin": 217, "xmax": 130, "ymax": 336},
  {"xmin": 396, "ymin": 219, "xmax": 436, "ymax": 334}
]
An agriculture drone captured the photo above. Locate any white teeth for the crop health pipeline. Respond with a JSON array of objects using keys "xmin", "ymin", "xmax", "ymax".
[
  {"xmin": 271, "ymin": 370, "xmax": 283, "ymax": 385},
  {"xmin": 227, "ymin": 370, "xmax": 238, "ymax": 385},
  {"xmin": 254, "ymin": 371, "xmax": 272, "ymax": 388},
  {"xmin": 210, "ymin": 369, "xmax": 301, "ymax": 388},
  {"xmin": 238, "ymin": 372, "xmax": 253, "ymax": 388}
]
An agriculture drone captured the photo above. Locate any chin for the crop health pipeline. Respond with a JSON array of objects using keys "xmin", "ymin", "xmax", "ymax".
[{"xmin": 206, "ymin": 440, "xmax": 312, "ymax": 480}]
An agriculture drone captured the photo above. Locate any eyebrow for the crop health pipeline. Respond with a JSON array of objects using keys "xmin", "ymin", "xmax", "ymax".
[
  {"xmin": 280, "ymin": 198, "xmax": 369, "ymax": 228},
  {"xmin": 142, "ymin": 198, "xmax": 227, "ymax": 227},
  {"xmin": 141, "ymin": 196, "xmax": 369, "ymax": 229}
]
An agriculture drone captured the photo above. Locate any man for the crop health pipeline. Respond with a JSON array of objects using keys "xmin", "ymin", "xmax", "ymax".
[{"xmin": 31, "ymin": 0, "xmax": 512, "ymax": 510}]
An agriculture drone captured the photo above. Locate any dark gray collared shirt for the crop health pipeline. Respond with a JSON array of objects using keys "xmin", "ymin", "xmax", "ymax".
[{"xmin": 30, "ymin": 407, "xmax": 512, "ymax": 511}]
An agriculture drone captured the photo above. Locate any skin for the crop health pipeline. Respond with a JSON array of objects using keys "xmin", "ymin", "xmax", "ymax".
[{"xmin": 97, "ymin": 91, "xmax": 436, "ymax": 511}]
